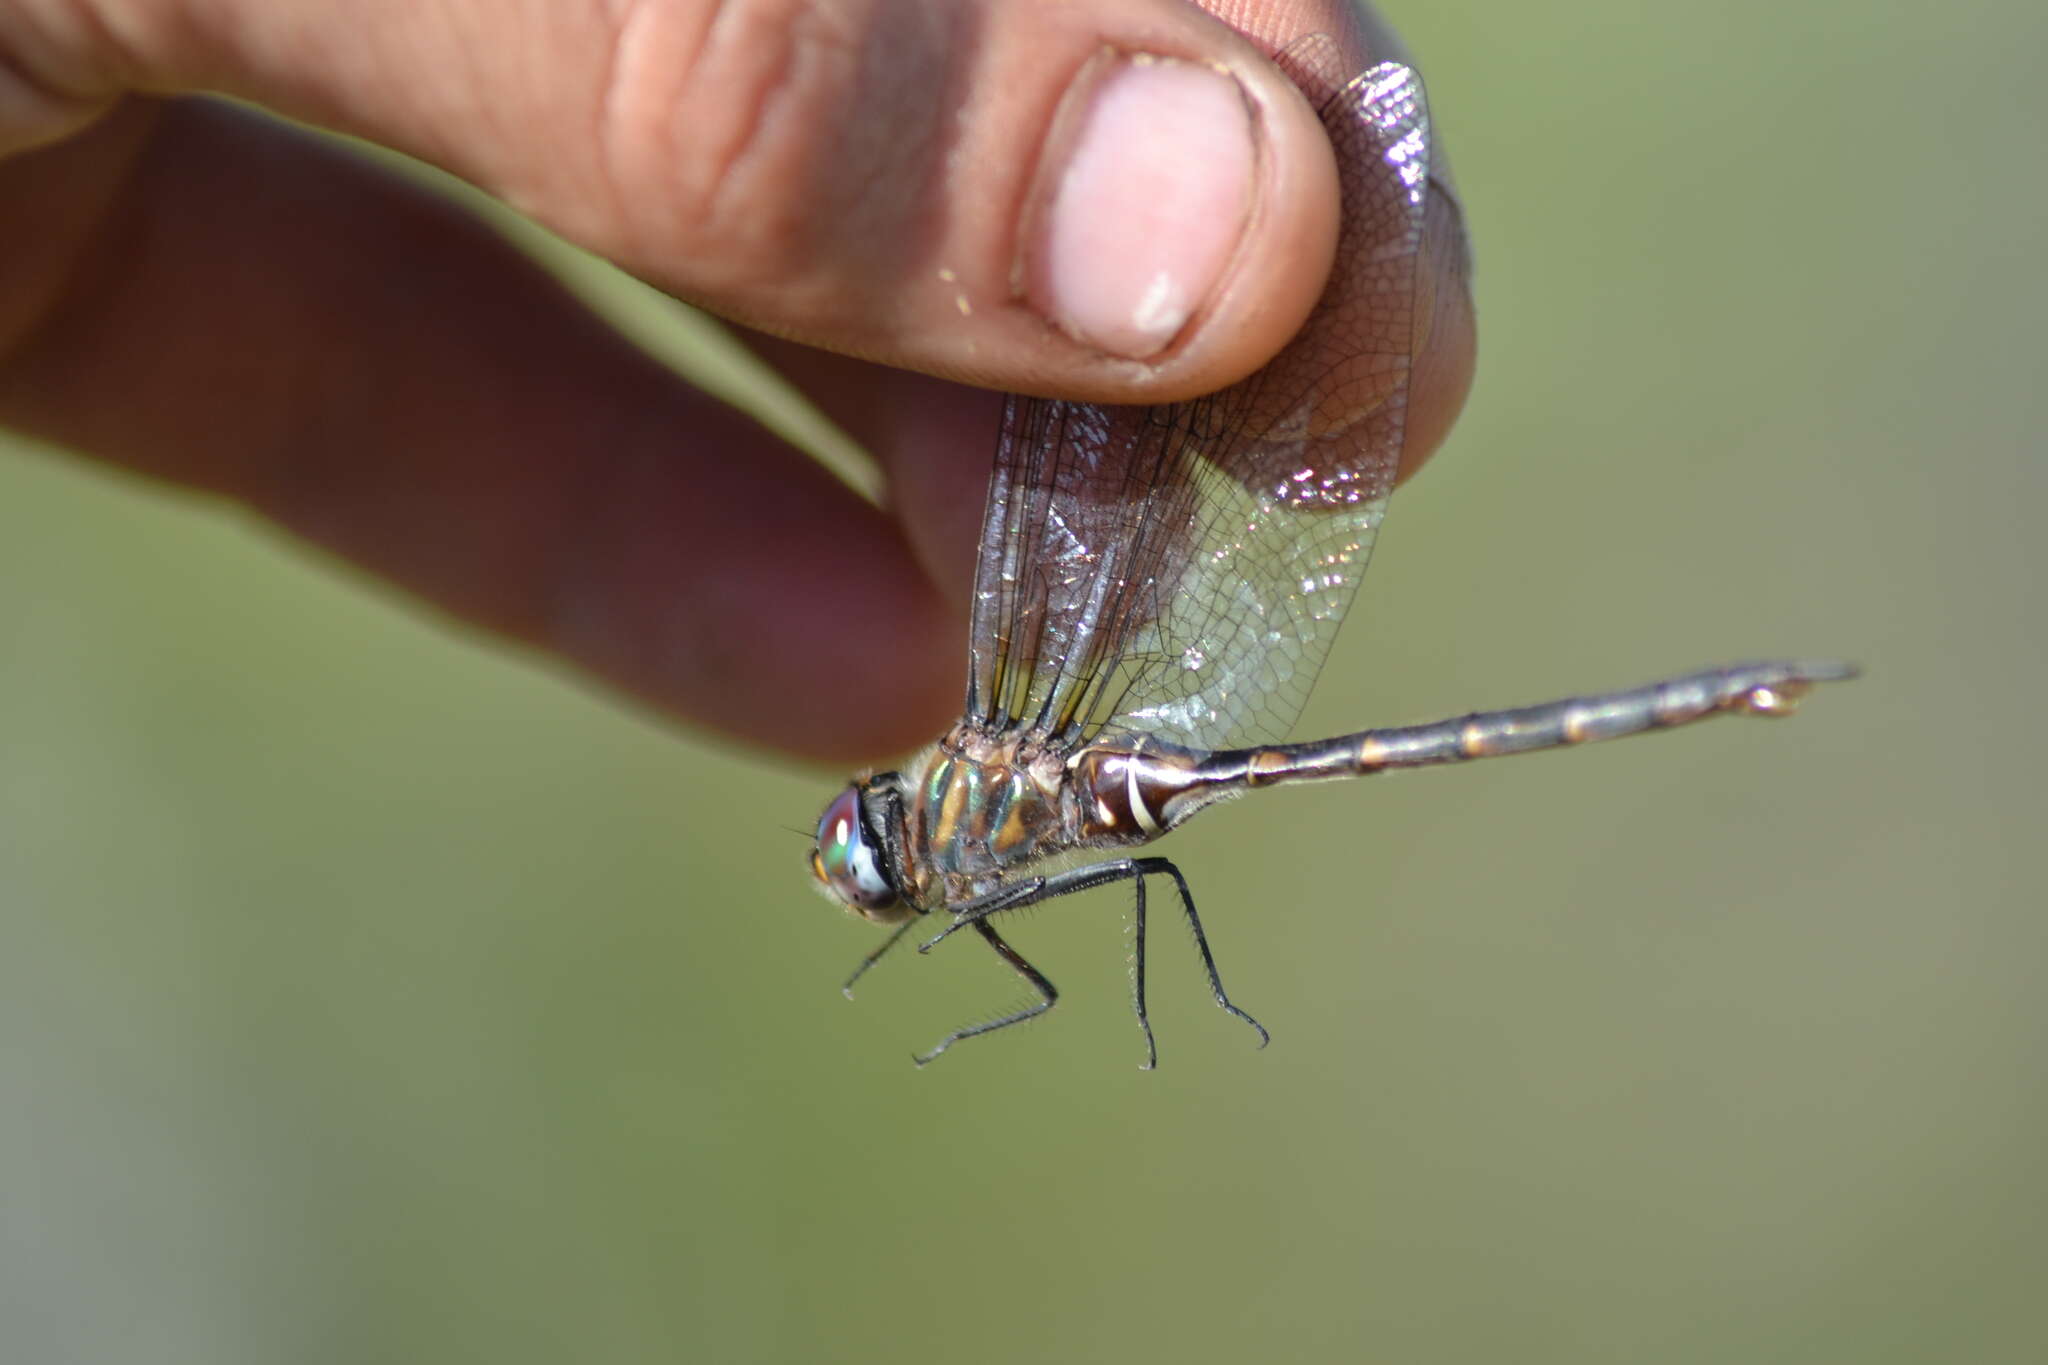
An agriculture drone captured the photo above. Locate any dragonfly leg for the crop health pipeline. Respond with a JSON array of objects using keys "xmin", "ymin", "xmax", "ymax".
[
  {"xmin": 912, "ymin": 921, "xmax": 1058, "ymax": 1067},
  {"xmin": 842, "ymin": 917, "xmax": 920, "ymax": 999},
  {"xmin": 914, "ymin": 857, "xmax": 1263, "ymax": 1066},
  {"xmin": 1132, "ymin": 869, "xmax": 1157, "ymax": 1071},
  {"xmin": 1139, "ymin": 857, "xmax": 1270, "ymax": 1051},
  {"xmin": 916, "ymin": 877, "xmax": 1045, "ymax": 954}
]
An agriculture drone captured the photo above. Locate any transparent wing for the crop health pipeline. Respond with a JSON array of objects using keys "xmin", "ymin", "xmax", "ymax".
[{"xmin": 965, "ymin": 54, "xmax": 1431, "ymax": 752}]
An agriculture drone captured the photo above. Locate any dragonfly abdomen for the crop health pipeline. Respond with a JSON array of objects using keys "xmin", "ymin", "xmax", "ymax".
[{"xmin": 1203, "ymin": 660, "xmax": 1860, "ymax": 789}]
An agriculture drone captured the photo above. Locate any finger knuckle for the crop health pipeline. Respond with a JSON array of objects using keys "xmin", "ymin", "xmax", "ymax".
[{"xmin": 600, "ymin": 0, "xmax": 872, "ymax": 295}]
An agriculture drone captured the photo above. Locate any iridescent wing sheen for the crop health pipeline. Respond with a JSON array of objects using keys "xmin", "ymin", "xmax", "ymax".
[{"xmin": 965, "ymin": 53, "xmax": 1431, "ymax": 753}]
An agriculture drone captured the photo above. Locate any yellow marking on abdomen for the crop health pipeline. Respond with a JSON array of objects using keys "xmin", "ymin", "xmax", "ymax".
[{"xmin": 1244, "ymin": 749, "xmax": 1291, "ymax": 788}]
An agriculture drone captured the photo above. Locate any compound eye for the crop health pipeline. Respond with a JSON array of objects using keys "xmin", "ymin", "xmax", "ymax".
[{"xmin": 810, "ymin": 786, "xmax": 900, "ymax": 918}]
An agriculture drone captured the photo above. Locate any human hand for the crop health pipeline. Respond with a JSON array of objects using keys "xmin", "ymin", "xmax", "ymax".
[{"xmin": 0, "ymin": 0, "xmax": 1473, "ymax": 763}]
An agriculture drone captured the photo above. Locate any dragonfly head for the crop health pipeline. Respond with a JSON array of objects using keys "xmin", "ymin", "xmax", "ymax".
[{"xmin": 809, "ymin": 781, "xmax": 911, "ymax": 924}]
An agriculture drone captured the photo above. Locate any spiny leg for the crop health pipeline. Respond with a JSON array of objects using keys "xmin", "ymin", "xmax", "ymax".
[
  {"xmin": 912, "ymin": 921, "xmax": 1058, "ymax": 1067},
  {"xmin": 915, "ymin": 857, "xmax": 1265, "ymax": 1065},
  {"xmin": 842, "ymin": 917, "xmax": 919, "ymax": 999},
  {"xmin": 1132, "ymin": 869, "xmax": 1157, "ymax": 1071},
  {"xmin": 1139, "ymin": 857, "xmax": 1269, "ymax": 1051},
  {"xmin": 916, "ymin": 856, "xmax": 1165, "ymax": 956},
  {"xmin": 916, "ymin": 878, "xmax": 1046, "ymax": 955}
]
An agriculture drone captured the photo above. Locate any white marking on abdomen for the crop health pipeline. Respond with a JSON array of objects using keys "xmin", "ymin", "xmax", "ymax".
[{"xmin": 1126, "ymin": 760, "xmax": 1161, "ymax": 836}]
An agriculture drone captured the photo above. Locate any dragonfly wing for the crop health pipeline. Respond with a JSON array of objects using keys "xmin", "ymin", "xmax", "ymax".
[{"xmin": 966, "ymin": 60, "xmax": 1432, "ymax": 752}]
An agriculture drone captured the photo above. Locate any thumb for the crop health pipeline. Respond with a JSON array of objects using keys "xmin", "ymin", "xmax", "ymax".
[{"xmin": 39, "ymin": 0, "xmax": 1345, "ymax": 403}]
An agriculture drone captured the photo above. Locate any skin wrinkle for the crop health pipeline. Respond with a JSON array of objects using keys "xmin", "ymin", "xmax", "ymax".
[
  {"xmin": 650, "ymin": 0, "xmax": 961, "ymax": 337},
  {"xmin": 594, "ymin": 0, "xmax": 667, "ymax": 255},
  {"xmin": 0, "ymin": 25, "xmax": 68, "ymax": 112},
  {"xmin": 0, "ymin": 2, "xmax": 120, "ymax": 152},
  {"xmin": 671, "ymin": 0, "xmax": 860, "ymax": 293},
  {"xmin": 831, "ymin": 3, "xmax": 957, "ymax": 308},
  {"xmin": 753, "ymin": 8, "xmax": 979, "ymax": 371},
  {"xmin": 138, "ymin": 0, "xmax": 294, "ymax": 100},
  {"xmin": 41, "ymin": 0, "xmax": 129, "ymax": 87},
  {"xmin": 434, "ymin": 2, "xmax": 497, "ymax": 167}
]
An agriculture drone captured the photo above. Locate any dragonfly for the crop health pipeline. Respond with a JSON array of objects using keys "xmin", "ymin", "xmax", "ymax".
[{"xmin": 807, "ymin": 46, "xmax": 1855, "ymax": 1068}]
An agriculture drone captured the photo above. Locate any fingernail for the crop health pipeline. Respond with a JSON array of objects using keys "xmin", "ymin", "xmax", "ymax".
[{"xmin": 1026, "ymin": 53, "xmax": 1257, "ymax": 360}]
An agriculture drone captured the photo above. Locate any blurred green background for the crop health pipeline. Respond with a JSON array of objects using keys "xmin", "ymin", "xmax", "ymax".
[{"xmin": 4, "ymin": 2, "xmax": 2042, "ymax": 1361}]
